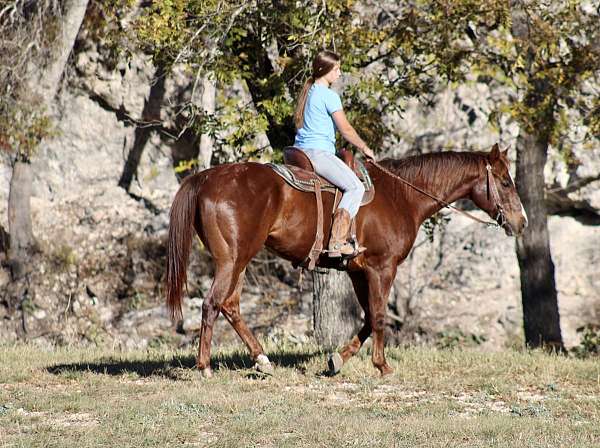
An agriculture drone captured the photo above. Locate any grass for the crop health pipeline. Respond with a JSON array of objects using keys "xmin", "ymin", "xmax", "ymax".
[{"xmin": 0, "ymin": 342, "xmax": 599, "ymax": 447}]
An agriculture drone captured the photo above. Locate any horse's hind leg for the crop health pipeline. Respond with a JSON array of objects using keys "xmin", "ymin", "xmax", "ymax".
[
  {"xmin": 196, "ymin": 262, "xmax": 244, "ymax": 377},
  {"xmin": 195, "ymin": 216, "xmax": 270, "ymax": 377},
  {"xmin": 221, "ymin": 268, "xmax": 274, "ymax": 375}
]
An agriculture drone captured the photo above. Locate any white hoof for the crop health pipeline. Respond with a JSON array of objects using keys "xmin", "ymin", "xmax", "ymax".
[
  {"xmin": 328, "ymin": 352, "xmax": 344, "ymax": 375},
  {"xmin": 199, "ymin": 367, "xmax": 213, "ymax": 379},
  {"xmin": 254, "ymin": 354, "xmax": 274, "ymax": 375}
]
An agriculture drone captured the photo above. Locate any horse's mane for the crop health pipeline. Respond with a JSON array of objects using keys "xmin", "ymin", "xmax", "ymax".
[{"xmin": 379, "ymin": 151, "xmax": 487, "ymax": 199}]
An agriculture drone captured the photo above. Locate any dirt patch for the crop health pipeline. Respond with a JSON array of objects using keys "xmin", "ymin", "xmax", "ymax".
[{"xmin": 13, "ymin": 407, "xmax": 99, "ymax": 428}]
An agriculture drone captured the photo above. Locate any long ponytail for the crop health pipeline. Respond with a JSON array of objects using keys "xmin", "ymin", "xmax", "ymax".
[
  {"xmin": 294, "ymin": 50, "xmax": 340, "ymax": 130},
  {"xmin": 294, "ymin": 77, "xmax": 314, "ymax": 130}
]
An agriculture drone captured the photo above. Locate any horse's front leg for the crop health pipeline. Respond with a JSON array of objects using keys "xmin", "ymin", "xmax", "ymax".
[
  {"xmin": 329, "ymin": 270, "xmax": 372, "ymax": 374},
  {"xmin": 366, "ymin": 263, "xmax": 397, "ymax": 376},
  {"xmin": 330, "ymin": 263, "xmax": 396, "ymax": 376}
]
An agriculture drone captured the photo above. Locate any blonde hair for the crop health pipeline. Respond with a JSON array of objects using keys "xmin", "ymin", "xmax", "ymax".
[{"xmin": 294, "ymin": 50, "xmax": 341, "ymax": 130}]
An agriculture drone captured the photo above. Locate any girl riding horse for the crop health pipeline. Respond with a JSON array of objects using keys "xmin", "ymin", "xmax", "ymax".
[{"xmin": 293, "ymin": 50, "xmax": 375, "ymax": 257}]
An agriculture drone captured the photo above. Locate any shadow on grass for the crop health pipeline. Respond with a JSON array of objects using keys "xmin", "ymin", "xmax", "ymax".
[{"xmin": 46, "ymin": 350, "xmax": 320, "ymax": 380}]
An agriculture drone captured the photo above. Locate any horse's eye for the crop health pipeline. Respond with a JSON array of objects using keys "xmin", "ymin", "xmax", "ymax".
[{"xmin": 501, "ymin": 179, "xmax": 511, "ymax": 188}]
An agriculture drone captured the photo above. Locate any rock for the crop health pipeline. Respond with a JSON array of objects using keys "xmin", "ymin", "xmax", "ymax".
[{"xmin": 0, "ymin": 269, "xmax": 9, "ymax": 289}]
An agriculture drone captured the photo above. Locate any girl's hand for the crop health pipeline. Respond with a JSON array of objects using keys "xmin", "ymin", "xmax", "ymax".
[{"xmin": 362, "ymin": 146, "xmax": 375, "ymax": 160}]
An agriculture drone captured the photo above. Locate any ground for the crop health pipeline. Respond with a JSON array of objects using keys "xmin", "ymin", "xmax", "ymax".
[{"xmin": 1, "ymin": 343, "xmax": 599, "ymax": 447}]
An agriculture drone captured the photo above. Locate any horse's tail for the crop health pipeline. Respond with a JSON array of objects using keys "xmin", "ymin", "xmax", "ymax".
[{"xmin": 166, "ymin": 174, "xmax": 204, "ymax": 322}]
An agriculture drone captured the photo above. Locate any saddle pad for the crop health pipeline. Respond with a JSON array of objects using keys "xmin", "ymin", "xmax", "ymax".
[{"xmin": 267, "ymin": 160, "xmax": 375, "ymax": 204}]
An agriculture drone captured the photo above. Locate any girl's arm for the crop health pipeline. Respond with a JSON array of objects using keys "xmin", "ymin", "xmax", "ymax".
[{"xmin": 332, "ymin": 110, "xmax": 375, "ymax": 159}]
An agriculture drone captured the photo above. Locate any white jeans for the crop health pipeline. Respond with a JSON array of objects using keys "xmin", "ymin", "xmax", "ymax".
[{"xmin": 300, "ymin": 148, "xmax": 365, "ymax": 218}]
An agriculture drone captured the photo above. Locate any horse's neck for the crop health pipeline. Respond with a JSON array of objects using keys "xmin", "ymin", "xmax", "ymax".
[{"xmin": 386, "ymin": 154, "xmax": 482, "ymax": 226}]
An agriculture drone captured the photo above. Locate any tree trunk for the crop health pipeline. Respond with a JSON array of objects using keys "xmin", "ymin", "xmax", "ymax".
[
  {"xmin": 515, "ymin": 131, "xmax": 563, "ymax": 350},
  {"xmin": 8, "ymin": 0, "xmax": 89, "ymax": 277},
  {"xmin": 198, "ymin": 74, "xmax": 216, "ymax": 169},
  {"xmin": 312, "ymin": 270, "xmax": 362, "ymax": 351},
  {"xmin": 7, "ymin": 158, "xmax": 35, "ymax": 278},
  {"xmin": 118, "ymin": 66, "xmax": 167, "ymax": 191},
  {"xmin": 34, "ymin": 0, "xmax": 90, "ymax": 99}
]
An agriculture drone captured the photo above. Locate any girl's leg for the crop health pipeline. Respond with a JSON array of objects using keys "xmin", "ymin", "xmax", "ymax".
[
  {"xmin": 301, "ymin": 149, "xmax": 365, "ymax": 256},
  {"xmin": 302, "ymin": 150, "xmax": 365, "ymax": 217}
]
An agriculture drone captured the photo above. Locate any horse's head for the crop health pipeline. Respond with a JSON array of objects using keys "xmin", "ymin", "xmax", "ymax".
[{"xmin": 470, "ymin": 144, "xmax": 528, "ymax": 236}]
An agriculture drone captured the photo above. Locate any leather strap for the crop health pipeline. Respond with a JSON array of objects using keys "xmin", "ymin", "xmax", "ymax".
[
  {"xmin": 369, "ymin": 159, "xmax": 499, "ymax": 227},
  {"xmin": 307, "ymin": 180, "xmax": 324, "ymax": 270},
  {"xmin": 333, "ymin": 189, "xmax": 342, "ymax": 211}
]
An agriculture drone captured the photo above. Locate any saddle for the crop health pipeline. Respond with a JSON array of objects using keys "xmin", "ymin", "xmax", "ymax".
[{"xmin": 267, "ymin": 147, "xmax": 375, "ymax": 270}]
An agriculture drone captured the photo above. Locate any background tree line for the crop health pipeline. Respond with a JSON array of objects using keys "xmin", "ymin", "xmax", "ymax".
[{"xmin": 1, "ymin": 0, "xmax": 599, "ymax": 349}]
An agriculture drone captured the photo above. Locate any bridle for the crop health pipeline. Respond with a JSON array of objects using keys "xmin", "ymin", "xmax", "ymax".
[
  {"xmin": 485, "ymin": 163, "xmax": 507, "ymax": 228},
  {"xmin": 368, "ymin": 157, "xmax": 507, "ymax": 229}
]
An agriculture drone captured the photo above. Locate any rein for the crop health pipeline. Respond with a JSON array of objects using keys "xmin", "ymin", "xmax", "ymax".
[{"xmin": 367, "ymin": 157, "xmax": 503, "ymax": 228}]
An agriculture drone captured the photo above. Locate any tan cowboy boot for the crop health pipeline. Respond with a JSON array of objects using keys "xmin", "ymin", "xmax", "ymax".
[{"xmin": 328, "ymin": 208, "xmax": 355, "ymax": 257}]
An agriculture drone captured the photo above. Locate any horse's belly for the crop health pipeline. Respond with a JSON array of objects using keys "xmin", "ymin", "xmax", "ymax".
[{"xmin": 265, "ymin": 188, "xmax": 336, "ymax": 263}]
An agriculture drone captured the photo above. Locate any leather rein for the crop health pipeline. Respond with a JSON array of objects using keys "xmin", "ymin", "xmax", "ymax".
[{"xmin": 367, "ymin": 157, "xmax": 505, "ymax": 228}]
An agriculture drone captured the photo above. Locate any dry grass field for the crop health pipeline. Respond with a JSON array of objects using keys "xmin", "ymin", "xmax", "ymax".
[{"xmin": 1, "ymin": 342, "xmax": 599, "ymax": 447}]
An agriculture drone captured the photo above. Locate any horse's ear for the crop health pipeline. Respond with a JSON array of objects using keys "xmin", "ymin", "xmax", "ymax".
[
  {"xmin": 489, "ymin": 143, "xmax": 500, "ymax": 162},
  {"xmin": 502, "ymin": 146, "xmax": 509, "ymax": 157}
]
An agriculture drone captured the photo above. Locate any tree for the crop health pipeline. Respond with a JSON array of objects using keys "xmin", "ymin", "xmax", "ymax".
[
  {"xmin": 508, "ymin": 1, "xmax": 599, "ymax": 349},
  {"xmin": 312, "ymin": 270, "xmax": 362, "ymax": 350},
  {"xmin": 198, "ymin": 74, "xmax": 216, "ymax": 169},
  {"xmin": 466, "ymin": 0, "xmax": 600, "ymax": 348},
  {"xmin": 0, "ymin": 0, "xmax": 90, "ymax": 278}
]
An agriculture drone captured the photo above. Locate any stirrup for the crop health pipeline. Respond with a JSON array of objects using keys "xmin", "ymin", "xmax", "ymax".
[
  {"xmin": 328, "ymin": 240, "xmax": 365, "ymax": 258},
  {"xmin": 344, "ymin": 239, "xmax": 366, "ymax": 258},
  {"xmin": 327, "ymin": 241, "xmax": 355, "ymax": 258}
]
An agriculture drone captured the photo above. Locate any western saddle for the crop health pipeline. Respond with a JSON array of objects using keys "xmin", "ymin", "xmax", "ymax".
[{"xmin": 267, "ymin": 147, "xmax": 374, "ymax": 270}]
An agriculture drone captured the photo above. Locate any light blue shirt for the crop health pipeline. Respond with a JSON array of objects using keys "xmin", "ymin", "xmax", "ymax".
[{"xmin": 294, "ymin": 84, "xmax": 342, "ymax": 153}]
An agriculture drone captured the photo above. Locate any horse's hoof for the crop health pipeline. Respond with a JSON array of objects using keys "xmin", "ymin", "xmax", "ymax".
[
  {"xmin": 328, "ymin": 352, "xmax": 344, "ymax": 375},
  {"xmin": 198, "ymin": 367, "xmax": 213, "ymax": 379},
  {"xmin": 378, "ymin": 364, "xmax": 394, "ymax": 377},
  {"xmin": 254, "ymin": 354, "xmax": 274, "ymax": 376}
]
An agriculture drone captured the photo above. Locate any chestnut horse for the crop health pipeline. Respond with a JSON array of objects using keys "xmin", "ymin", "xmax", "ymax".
[{"xmin": 166, "ymin": 144, "xmax": 527, "ymax": 377}]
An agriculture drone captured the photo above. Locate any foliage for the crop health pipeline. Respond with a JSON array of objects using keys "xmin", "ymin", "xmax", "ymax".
[
  {"xmin": 572, "ymin": 324, "xmax": 600, "ymax": 358},
  {"xmin": 423, "ymin": 213, "xmax": 452, "ymax": 243},
  {"xmin": 52, "ymin": 244, "xmax": 78, "ymax": 272},
  {"xmin": 472, "ymin": 0, "xmax": 600, "ymax": 149},
  {"xmin": 85, "ymin": 0, "xmax": 598, "ymax": 166},
  {"xmin": 4, "ymin": 1, "xmax": 600, "ymax": 162},
  {"xmin": 0, "ymin": 99, "xmax": 54, "ymax": 160},
  {"xmin": 173, "ymin": 158, "xmax": 200, "ymax": 174},
  {"xmin": 78, "ymin": 0, "xmax": 138, "ymax": 68},
  {"xmin": 435, "ymin": 328, "xmax": 487, "ymax": 349},
  {"xmin": 0, "ymin": 0, "xmax": 63, "ymax": 158},
  {"xmin": 130, "ymin": 1, "xmax": 517, "ymax": 159}
]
